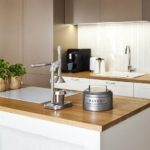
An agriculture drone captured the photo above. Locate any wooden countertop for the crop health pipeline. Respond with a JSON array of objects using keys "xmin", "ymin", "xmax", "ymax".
[
  {"xmin": 0, "ymin": 94, "xmax": 149, "ymax": 132},
  {"xmin": 62, "ymin": 71, "xmax": 150, "ymax": 84}
]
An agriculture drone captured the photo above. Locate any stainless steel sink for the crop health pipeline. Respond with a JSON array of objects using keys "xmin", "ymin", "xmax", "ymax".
[
  {"xmin": 0, "ymin": 87, "xmax": 80, "ymax": 104},
  {"xmin": 93, "ymin": 71, "xmax": 145, "ymax": 78}
]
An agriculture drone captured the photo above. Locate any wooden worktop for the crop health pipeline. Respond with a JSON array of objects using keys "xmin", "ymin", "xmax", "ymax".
[
  {"xmin": 0, "ymin": 94, "xmax": 149, "ymax": 132},
  {"xmin": 62, "ymin": 71, "xmax": 150, "ymax": 83}
]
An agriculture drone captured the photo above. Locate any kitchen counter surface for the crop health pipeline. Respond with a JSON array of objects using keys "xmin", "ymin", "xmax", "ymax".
[
  {"xmin": 62, "ymin": 71, "xmax": 150, "ymax": 83},
  {"xmin": 0, "ymin": 93, "xmax": 149, "ymax": 131}
]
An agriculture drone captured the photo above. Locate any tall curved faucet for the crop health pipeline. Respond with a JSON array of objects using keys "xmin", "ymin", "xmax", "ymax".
[{"xmin": 125, "ymin": 46, "xmax": 135, "ymax": 72}]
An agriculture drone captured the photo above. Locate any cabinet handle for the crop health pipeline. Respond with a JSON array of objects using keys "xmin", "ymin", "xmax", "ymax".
[
  {"xmin": 71, "ymin": 78, "xmax": 79, "ymax": 82},
  {"xmin": 106, "ymin": 82, "xmax": 115, "ymax": 85},
  {"xmin": 111, "ymin": 82, "xmax": 115, "ymax": 85}
]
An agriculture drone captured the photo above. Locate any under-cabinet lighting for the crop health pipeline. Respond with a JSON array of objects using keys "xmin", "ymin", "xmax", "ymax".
[{"xmin": 76, "ymin": 21, "xmax": 149, "ymax": 26}]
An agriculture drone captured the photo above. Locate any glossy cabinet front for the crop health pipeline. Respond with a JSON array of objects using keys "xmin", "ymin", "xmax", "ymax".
[
  {"xmin": 90, "ymin": 79, "xmax": 134, "ymax": 97},
  {"xmin": 54, "ymin": 77, "xmax": 90, "ymax": 91},
  {"xmin": 65, "ymin": 0, "xmax": 150, "ymax": 24},
  {"xmin": 55, "ymin": 77, "xmax": 134, "ymax": 97},
  {"xmin": 134, "ymin": 83, "xmax": 150, "ymax": 99}
]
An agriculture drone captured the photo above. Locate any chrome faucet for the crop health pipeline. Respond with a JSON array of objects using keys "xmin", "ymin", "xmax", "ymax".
[
  {"xmin": 125, "ymin": 46, "xmax": 135, "ymax": 72},
  {"xmin": 31, "ymin": 46, "xmax": 72, "ymax": 110},
  {"xmin": 55, "ymin": 46, "xmax": 65, "ymax": 83}
]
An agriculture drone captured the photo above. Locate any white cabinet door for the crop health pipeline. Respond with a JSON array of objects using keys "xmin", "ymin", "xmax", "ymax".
[
  {"xmin": 56, "ymin": 77, "xmax": 134, "ymax": 96},
  {"xmin": 54, "ymin": 77, "xmax": 90, "ymax": 91},
  {"xmin": 90, "ymin": 79, "xmax": 107, "ymax": 89},
  {"xmin": 106, "ymin": 81, "xmax": 134, "ymax": 97},
  {"xmin": 134, "ymin": 83, "xmax": 150, "ymax": 99},
  {"xmin": 90, "ymin": 79, "xmax": 134, "ymax": 97}
]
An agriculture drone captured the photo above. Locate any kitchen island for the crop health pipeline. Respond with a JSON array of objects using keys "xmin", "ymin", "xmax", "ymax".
[{"xmin": 0, "ymin": 92, "xmax": 150, "ymax": 150}]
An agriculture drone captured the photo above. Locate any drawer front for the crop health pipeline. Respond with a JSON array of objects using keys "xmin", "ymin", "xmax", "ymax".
[
  {"xmin": 54, "ymin": 77, "xmax": 90, "ymax": 91},
  {"xmin": 134, "ymin": 83, "xmax": 150, "ymax": 99},
  {"xmin": 106, "ymin": 81, "xmax": 134, "ymax": 97},
  {"xmin": 90, "ymin": 79, "xmax": 133, "ymax": 97},
  {"xmin": 55, "ymin": 77, "xmax": 134, "ymax": 96},
  {"xmin": 64, "ymin": 77, "xmax": 89, "ymax": 84},
  {"xmin": 90, "ymin": 79, "xmax": 107, "ymax": 87}
]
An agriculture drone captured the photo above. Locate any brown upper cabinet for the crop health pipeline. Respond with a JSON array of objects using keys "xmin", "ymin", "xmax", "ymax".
[{"xmin": 65, "ymin": 0, "xmax": 150, "ymax": 24}]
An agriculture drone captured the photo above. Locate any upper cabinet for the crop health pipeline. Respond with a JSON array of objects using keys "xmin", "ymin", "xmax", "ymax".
[
  {"xmin": 142, "ymin": 0, "xmax": 150, "ymax": 21},
  {"xmin": 65, "ymin": 0, "xmax": 150, "ymax": 24},
  {"xmin": 100, "ymin": 0, "xmax": 142, "ymax": 22},
  {"xmin": 65, "ymin": 0, "xmax": 100, "ymax": 24}
]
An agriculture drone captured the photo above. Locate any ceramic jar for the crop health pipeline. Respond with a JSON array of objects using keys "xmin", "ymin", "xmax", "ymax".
[
  {"xmin": 5, "ymin": 77, "xmax": 10, "ymax": 90},
  {"xmin": 10, "ymin": 76, "xmax": 23, "ymax": 90},
  {"xmin": 0, "ymin": 78, "xmax": 6, "ymax": 91}
]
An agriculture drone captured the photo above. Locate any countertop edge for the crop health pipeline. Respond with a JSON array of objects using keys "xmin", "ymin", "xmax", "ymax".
[
  {"xmin": 102, "ymin": 103, "xmax": 150, "ymax": 131},
  {"xmin": 0, "ymin": 106, "xmax": 102, "ymax": 132},
  {"xmin": 0, "ymin": 95, "xmax": 150, "ymax": 132}
]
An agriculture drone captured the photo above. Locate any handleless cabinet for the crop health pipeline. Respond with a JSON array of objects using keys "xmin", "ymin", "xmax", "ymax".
[
  {"xmin": 65, "ymin": 0, "xmax": 100, "ymax": 24},
  {"xmin": 134, "ymin": 83, "xmax": 150, "ymax": 99},
  {"xmin": 65, "ymin": 0, "xmax": 150, "ymax": 24},
  {"xmin": 54, "ymin": 77, "xmax": 90, "ymax": 91},
  {"xmin": 100, "ymin": 0, "xmax": 142, "ymax": 22},
  {"xmin": 106, "ymin": 81, "xmax": 134, "ymax": 97}
]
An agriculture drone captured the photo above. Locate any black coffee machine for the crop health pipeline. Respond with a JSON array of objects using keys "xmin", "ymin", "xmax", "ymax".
[{"xmin": 65, "ymin": 49, "xmax": 91, "ymax": 73}]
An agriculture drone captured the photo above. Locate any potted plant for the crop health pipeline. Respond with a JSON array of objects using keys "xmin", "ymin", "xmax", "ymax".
[
  {"xmin": 0, "ymin": 59, "xmax": 10, "ymax": 91},
  {"xmin": 0, "ymin": 68, "xmax": 7, "ymax": 91},
  {"xmin": 9, "ymin": 64, "xmax": 26, "ymax": 90}
]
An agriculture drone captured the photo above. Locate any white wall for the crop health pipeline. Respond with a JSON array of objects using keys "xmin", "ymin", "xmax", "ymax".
[{"xmin": 78, "ymin": 22, "xmax": 150, "ymax": 73}]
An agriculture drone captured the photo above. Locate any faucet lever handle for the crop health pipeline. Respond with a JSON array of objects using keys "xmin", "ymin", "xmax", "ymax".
[{"xmin": 31, "ymin": 63, "xmax": 51, "ymax": 67}]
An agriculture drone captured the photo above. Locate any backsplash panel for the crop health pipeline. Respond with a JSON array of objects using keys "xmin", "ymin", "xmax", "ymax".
[{"xmin": 78, "ymin": 22, "xmax": 150, "ymax": 73}]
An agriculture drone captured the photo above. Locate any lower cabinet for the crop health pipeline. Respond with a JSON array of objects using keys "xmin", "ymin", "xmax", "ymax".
[
  {"xmin": 55, "ymin": 76, "xmax": 150, "ymax": 99},
  {"xmin": 90, "ymin": 79, "xmax": 134, "ymax": 97},
  {"xmin": 54, "ymin": 77, "xmax": 90, "ymax": 91},
  {"xmin": 134, "ymin": 83, "xmax": 150, "ymax": 99}
]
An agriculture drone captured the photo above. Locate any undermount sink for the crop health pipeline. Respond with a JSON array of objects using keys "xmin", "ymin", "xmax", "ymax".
[
  {"xmin": 93, "ymin": 71, "xmax": 145, "ymax": 78},
  {"xmin": 0, "ymin": 87, "xmax": 80, "ymax": 104}
]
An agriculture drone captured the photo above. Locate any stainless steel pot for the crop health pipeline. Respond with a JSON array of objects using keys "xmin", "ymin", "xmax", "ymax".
[{"xmin": 83, "ymin": 86, "xmax": 113, "ymax": 112}]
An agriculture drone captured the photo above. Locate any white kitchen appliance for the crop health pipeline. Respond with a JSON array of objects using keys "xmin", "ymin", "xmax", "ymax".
[
  {"xmin": 90, "ymin": 57, "xmax": 97, "ymax": 71},
  {"xmin": 90, "ymin": 57, "xmax": 106, "ymax": 74}
]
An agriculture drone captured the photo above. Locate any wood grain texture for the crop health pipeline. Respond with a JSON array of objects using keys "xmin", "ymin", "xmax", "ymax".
[
  {"xmin": 62, "ymin": 71, "xmax": 150, "ymax": 84},
  {"xmin": 0, "ymin": 94, "xmax": 149, "ymax": 131}
]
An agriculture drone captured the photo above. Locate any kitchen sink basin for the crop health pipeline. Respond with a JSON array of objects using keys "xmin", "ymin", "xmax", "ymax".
[
  {"xmin": 94, "ymin": 71, "xmax": 145, "ymax": 78},
  {"xmin": 0, "ymin": 87, "xmax": 80, "ymax": 104}
]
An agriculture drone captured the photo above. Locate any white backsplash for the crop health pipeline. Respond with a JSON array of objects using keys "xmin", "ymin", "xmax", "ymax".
[{"xmin": 78, "ymin": 22, "xmax": 150, "ymax": 73}]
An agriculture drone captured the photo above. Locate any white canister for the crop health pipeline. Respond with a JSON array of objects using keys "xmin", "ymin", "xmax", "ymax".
[{"xmin": 90, "ymin": 57, "xmax": 97, "ymax": 71}]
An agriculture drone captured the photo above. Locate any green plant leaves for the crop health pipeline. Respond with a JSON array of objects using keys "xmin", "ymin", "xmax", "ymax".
[
  {"xmin": 0, "ymin": 68, "xmax": 8, "ymax": 79},
  {"xmin": 0, "ymin": 58, "xmax": 26, "ymax": 79},
  {"xmin": 0, "ymin": 59, "xmax": 10, "ymax": 79},
  {"xmin": 9, "ymin": 64, "xmax": 26, "ymax": 77}
]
